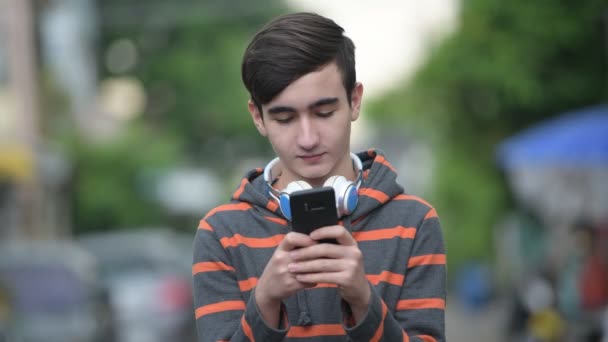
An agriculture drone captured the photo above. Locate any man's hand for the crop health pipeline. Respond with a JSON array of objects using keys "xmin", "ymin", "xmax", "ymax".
[
  {"xmin": 286, "ymin": 225, "xmax": 371, "ymax": 323},
  {"xmin": 255, "ymin": 232, "xmax": 317, "ymax": 327}
]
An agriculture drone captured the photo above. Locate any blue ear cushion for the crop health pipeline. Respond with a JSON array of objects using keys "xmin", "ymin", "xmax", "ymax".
[
  {"xmin": 345, "ymin": 186, "xmax": 359, "ymax": 214},
  {"xmin": 279, "ymin": 194, "xmax": 292, "ymax": 220}
]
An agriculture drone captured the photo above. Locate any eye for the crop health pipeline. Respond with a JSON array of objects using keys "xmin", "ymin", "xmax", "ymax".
[
  {"xmin": 275, "ymin": 116, "xmax": 293, "ymax": 124},
  {"xmin": 317, "ymin": 111, "xmax": 335, "ymax": 118}
]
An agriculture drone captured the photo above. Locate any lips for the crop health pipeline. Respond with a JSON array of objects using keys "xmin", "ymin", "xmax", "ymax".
[{"xmin": 299, "ymin": 153, "xmax": 325, "ymax": 163}]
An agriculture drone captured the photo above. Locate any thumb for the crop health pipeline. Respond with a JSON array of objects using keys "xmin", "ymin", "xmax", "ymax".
[{"xmin": 279, "ymin": 232, "xmax": 316, "ymax": 251}]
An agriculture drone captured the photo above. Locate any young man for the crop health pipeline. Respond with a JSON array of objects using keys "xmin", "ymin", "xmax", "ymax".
[{"xmin": 193, "ymin": 12, "xmax": 446, "ymax": 341}]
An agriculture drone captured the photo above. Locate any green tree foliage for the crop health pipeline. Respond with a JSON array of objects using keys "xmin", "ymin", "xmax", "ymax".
[
  {"xmin": 369, "ymin": 0, "xmax": 608, "ymax": 270},
  {"xmin": 98, "ymin": 0, "xmax": 286, "ymax": 160},
  {"xmin": 66, "ymin": 1, "xmax": 287, "ymax": 234},
  {"xmin": 69, "ymin": 124, "xmax": 183, "ymax": 232}
]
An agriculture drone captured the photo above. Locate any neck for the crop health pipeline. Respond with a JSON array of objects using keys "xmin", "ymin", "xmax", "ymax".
[{"xmin": 270, "ymin": 152, "xmax": 358, "ymax": 190}]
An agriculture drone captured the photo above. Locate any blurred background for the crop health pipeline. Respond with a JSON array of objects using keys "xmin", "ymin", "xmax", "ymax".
[{"xmin": 0, "ymin": 0, "xmax": 607, "ymax": 341}]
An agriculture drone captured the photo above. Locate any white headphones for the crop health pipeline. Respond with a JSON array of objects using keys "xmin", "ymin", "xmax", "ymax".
[{"xmin": 263, "ymin": 153, "xmax": 363, "ymax": 220}]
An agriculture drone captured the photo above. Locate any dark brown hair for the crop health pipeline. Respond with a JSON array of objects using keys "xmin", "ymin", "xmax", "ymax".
[{"xmin": 241, "ymin": 12, "xmax": 356, "ymax": 112}]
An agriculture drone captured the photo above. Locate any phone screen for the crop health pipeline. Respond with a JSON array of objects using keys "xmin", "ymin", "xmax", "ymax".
[{"xmin": 289, "ymin": 187, "xmax": 338, "ymax": 243}]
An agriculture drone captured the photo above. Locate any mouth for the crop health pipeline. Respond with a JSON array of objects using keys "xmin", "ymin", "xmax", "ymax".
[{"xmin": 298, "ymin": 153, "xmax": 325, "ymax": 162}]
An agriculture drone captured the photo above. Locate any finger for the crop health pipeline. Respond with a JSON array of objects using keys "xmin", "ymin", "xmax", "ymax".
[
  {"xmin": 280, "ymin": 232, "xmax": 317, "ymax": 251},
  {"xmin": 295, "ymin": 272, "xmax": 344, "ymax": 285},
  {"xmin": 309, "ymin": 225, "xmax": 356, "ymax": 246},
  {"xmin": 301, "ymin": 281, "xmax": 317, "ymax": 289},
  {"xmin": 290, "ymin": 243, "xmax": 348, "ymax": 261},
  {"xmin": 288, "ymin": 277, "xmax": 317, "ymax": 290},
  {"xmin": 288, "ymin": 258, "xmax": 345, "ymax": 274}
]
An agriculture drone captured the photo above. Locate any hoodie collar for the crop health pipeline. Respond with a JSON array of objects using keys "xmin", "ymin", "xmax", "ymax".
[{"xmin": 231, "ymin": 149, "xmax": 404, "ymax": 221}]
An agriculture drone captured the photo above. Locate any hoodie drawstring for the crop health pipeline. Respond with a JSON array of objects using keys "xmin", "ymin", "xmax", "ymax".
[{"xmin": 296, "ymin": 291, "xmax": 312, "ymax": 326}]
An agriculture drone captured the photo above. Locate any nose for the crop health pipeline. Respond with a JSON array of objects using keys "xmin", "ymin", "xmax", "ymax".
[{"xmin": 297, "ymin": 116, "xmax": 320, "ymax": 151}]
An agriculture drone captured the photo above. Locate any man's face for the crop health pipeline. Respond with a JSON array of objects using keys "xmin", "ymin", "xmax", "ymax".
[{"xmin": 249, "ymin": 62, "xmax": 363, "ymax": 188}]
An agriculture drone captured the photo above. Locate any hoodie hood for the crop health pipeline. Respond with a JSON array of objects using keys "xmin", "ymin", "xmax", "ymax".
[{"xmin": 230, "ymin": 148, "xmax": 404, "ymax": 222}]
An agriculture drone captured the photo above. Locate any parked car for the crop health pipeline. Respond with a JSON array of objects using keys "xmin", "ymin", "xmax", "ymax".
[
  {"xmin": 78, "ymin": 228, "xmax": 196, "ymax": 342},
  {"xmin": 0, "ymin": 239, "xmax": 113, "ymax": 342}
]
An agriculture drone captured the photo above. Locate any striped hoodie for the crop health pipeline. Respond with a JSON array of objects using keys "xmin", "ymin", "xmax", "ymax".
[{"xmin": 193, "ymin": 149, "xmax": 446, "ymax": 341}]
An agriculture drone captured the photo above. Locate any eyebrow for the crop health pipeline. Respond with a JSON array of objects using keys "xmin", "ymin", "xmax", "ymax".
[{"xmin": 267, "ymin": 97, "xmax": 339, "ymax": 115}]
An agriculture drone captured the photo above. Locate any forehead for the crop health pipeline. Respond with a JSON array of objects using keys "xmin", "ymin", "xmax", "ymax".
[{"xmin": 264, "ymin": 62, "xmax": 346, "ymax": 110}]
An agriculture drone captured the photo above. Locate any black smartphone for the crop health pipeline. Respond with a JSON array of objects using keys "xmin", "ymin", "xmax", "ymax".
[{"xmin": 289, "ymin": 187, "xmax": 338, "ymax": 244}]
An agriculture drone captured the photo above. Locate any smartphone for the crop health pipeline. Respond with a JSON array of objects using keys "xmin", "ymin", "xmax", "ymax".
[{"xmin": 289, "ymin": 187, "xmax": 338, "ymax": 244}]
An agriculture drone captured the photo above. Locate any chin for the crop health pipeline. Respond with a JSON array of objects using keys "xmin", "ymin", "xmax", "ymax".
[
  {"xmin": 292, "ymin": 160, "xmax": 334, "ymax": 183},
  {"xmin": 300, "ymin": 171, "xmax": 331, "ymax": 185}
]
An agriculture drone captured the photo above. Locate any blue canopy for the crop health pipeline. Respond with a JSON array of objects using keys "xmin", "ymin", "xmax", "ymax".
[{"xmin": 496, "ymin": 104, "xmax": 608, "ymax": 169}]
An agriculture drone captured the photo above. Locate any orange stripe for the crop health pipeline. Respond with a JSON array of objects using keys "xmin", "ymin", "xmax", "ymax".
[
  {"xmin": 407, "ymin": 254, "xmax": 446, "ymax": 268},
  {"xmin": 394, "ymin": 194, "xmax": 432, "ymax": 208},
  {"xmin": 264, "ymin": 216, "xmax": 288, "ymax": 226},
  {"xmin": 359, "ymin": 188, "xmax": 390, "ymax": 203},
  {"xmin": 192, "ymin": 261, "xmax": 235, "ymax": 275},
  {"xmin": 287, "ymin": 324, "xmax": 345, "ymax": 338},
  {"xmin": 376, "ymin": 155, "xmax": 397, "ymax": 173},
  {"xmin": 241, "ymin": 316, "xmax": 255, "ymax": 342},
  {"xmin": 195, "ymin": 300, "xmax": 246, "ymax": 319},
  {"xmin": 238, "ymin": 277, "xmax": 258, "ymax": 292},
  {"xmin": 351, "ymin": 214, "xmax": 367, "ymax": 226},
  {"xmin": 204, "ymin": 203, "xmax": 252, "ymax": 219},
  {"xmin": 367, "ymin": 271, "xmax": 405, "ymax": 286},
  {"xmin": 403, "ymin": 331, "xmax": 410, "ymax": 342},
  {"xmin": 370, "ymin": 301, "xmax": 388, "ymax": 342},
  {"xmin": 424, "ymin": 208, "xmax": 438, "ymax": 219},
  {"xmin": 232, "ymin": 179, "xmax": 248, "ymax": 200},
  {"xmin": 266, "ymin": 200, "xmax": 279, "ymax": 212},
  {"xmin": 396, "ymin": 298, "xmax": 445, "ymax": 311},
  {"xmin": 220, "ymin": 234, "xmax": 285, "ymax": 249},
  {"xmin": 352, "ymin": 226, "xmax": 416, "ymax": 242},
  {"xmin": 198, "ymin": 219, "xmax": 213, "ymax": 231},
  {"xmin": 418, "ymin": 335, "xmax": 437, "ymax": 342}
]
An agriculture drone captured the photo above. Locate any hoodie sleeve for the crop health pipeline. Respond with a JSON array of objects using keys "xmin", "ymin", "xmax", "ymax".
[
  {"xmin": 344, "ymin": 208, "xmax": 447, "ymax": 341},
  {"xmin": 192, "ymin": 219, "xmax": 289, "ymax": 342}
]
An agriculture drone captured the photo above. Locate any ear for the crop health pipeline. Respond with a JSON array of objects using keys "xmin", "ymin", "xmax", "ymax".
[
  {"xmin": 349, "ymin": 82, "xmax": 364, "ymax": 121},
  {"xmin": 248, "ymin": 99, "xmax": 267, "ymax": 136}
]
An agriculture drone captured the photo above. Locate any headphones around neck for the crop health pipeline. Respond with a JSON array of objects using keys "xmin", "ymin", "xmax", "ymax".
[{"xmin": 264, "ymin": 153, "xmax": 363, "ymax": 220}]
